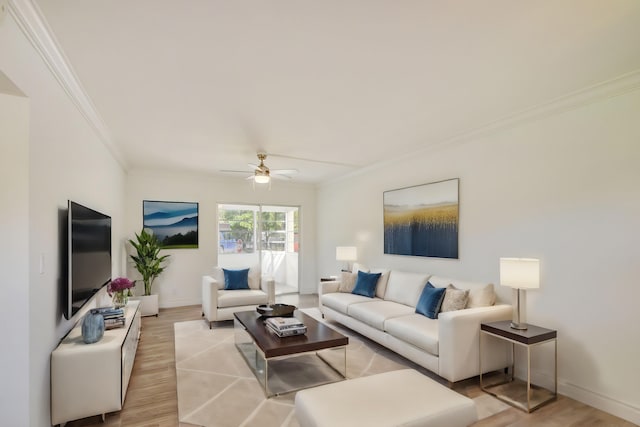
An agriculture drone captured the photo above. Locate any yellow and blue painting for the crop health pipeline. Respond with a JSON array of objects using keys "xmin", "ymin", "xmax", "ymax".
[
  {"xmin": 143, "ymin": 200, "xmax": 198, "ymax": 249},
  {"xmin": 384, "ymin": 179, "xmax": 459, "ymax": 259}
]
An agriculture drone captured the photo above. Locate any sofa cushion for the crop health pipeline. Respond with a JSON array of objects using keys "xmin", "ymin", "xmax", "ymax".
[
  {"xmin": 384, "ymin": 271, "xmax": 431, "ymax": 308},
  {"xmin": 384, "ymin": 314, "xmax": 439, "ymax": 355},
  {"xmin": 441, "ymin": 284, "xmax": 470, "ymax": 312},
  {"xmin": 352, "ymin": 271, "xmax": 382, "ymax": 298},
  {"xmin": 415, "ymin": 283, "xmax": 446, "ymax": 319},
  {"xmin": 338, "ymin": 271, "xmax": 357, "ymax": 293},
  {"xmin": 217, "ymin": 289, "xmax": 267, "ymax": 308},
  {"xmin": 222, "ymin": 268, "xmax": 250, "ymax": 290},
  {"xmin": 321, "ymin": 293, "xmax": 375, "ymax": 315},
  {"xmin": 348, "ymin": 300, "xmax": 415, "ymax": 330}
]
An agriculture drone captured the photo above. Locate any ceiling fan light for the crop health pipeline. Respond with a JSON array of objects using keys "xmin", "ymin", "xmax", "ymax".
[{"xmin": 254, "ymin": 174, "xmax": 270, "ymax": 184}]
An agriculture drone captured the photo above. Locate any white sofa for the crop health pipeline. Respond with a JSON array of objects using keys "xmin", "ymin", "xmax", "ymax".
[
  {"xmin": 319, "ymin": 267, "xmax": 512, "ymax": 383},
  {"xmin": 202, "ymin": 266, "xmax": 275, "ymax": 328}
]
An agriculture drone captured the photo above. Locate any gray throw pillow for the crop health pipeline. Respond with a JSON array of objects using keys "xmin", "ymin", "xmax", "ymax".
[
  {"xmin": 338, "ymin": 271, "xmax": 357, "ymax": 293},
  {"xmin": 440, "ymin": 284, "xmax": 470, "ymax": 312}
]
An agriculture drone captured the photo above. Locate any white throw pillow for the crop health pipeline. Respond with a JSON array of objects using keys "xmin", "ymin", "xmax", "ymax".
[
  {"xmin": 466, "ymin": 283, "xmax": 496, "ymax": 308},
  {"xmin": 371, "ymin": 268, "xmax": 391, "ymax": 299},
  {"xmin": 212, "ymin": 266, "xmax": 225, "ymax": 290},
  {"xmin": 247, "ymin": 266, "xmax": 261, "ymax": 290}
]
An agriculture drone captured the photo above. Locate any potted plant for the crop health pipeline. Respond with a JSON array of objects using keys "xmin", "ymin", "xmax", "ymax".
[{"xmin": 129, "ymin": 228, "xmax": 170, "ymax": 316}]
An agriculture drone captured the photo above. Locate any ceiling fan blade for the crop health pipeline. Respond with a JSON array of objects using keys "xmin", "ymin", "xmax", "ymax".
[
  {"xmin": 271, "ymin": 169, "xmax": 299, "ymax": 175},
  {"xmin": 272, "ymin": 174, "xmax": 292, "ymax": 180},
  {"xmin": 248, "ymin": 163, "xmax": 259, "ymax": 169},
  {"xmin": 220, "ymin": 169, "xmax": 251, "ymax": 174}
]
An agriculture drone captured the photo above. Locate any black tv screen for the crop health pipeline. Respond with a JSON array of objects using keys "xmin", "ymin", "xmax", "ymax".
[{"xmin": 66, "ymin": 201, "xmax": 112, "ymax": 319}]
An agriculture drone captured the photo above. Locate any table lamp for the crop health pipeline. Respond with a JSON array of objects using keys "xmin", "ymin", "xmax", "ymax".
[
  {"xmin": 336, "ymin": 246, "xmax": 357, "ymax": 272},
  {"xmin": 499, "ymin": 257, "xmax": 540, "ymax": 330}
]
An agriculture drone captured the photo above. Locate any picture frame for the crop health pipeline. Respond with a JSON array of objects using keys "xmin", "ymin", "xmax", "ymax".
[
  {"xmin": 383, "ymin": 178, "xmax": 459, "ymax": 259},
  {"xmin": 142, "ymin": 200, "xmax": 199, "ymax": 249}
]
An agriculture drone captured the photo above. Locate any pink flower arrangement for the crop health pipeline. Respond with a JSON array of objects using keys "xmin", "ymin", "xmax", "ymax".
[{"xmin": 108, "ymin": 277, "xmax": 134, "ymax": 296}]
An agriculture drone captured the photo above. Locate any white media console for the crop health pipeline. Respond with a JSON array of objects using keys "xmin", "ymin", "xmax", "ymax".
[{"xmin": 51, "ymin": 300, "xmax": 141, "ymax": 426}]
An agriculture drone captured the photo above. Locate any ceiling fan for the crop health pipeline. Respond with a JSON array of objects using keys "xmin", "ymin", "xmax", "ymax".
[{"xmin": 222, "ymin": 153, "xmax": 299, "ymax": 184}]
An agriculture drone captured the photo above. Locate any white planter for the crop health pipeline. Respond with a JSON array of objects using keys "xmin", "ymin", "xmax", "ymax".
[{"xmin": 132, "ymin": 294, "xmax": 159, "ymax": 317}]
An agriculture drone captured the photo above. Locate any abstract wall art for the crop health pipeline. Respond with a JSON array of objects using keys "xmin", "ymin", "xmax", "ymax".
[{"xmin": 383, "ymin": 178, "xmax": 459, "ymax": 259}]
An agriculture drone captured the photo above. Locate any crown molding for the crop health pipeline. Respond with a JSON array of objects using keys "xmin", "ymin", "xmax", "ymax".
[
  {"xmin": 322, "ymin": 68, "xmax": 640, "ymax": 187},
  {"xmin": 7, "ymin": 0, "xmax": 128, "ymax": 170}
]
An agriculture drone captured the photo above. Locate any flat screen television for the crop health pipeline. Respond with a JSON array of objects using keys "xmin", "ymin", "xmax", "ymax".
[{"xmin": 65, "ymin": 201, "xmax": 112, "ymax": 319}]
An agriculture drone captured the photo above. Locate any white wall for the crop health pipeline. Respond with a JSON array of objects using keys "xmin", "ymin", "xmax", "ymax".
[
  {"xmin": 317, "ymin": 89, "xmax": 640, "ymax": 423},
  {"xmin": 0, "ymin": 88, "xmax": 30, "ymax": 425},
  {"xmin": 1, "ymin": 14, "xmax": 127, "ymax": 427},
  {"xmin": 124, "ymin": 170, "xmax": 317, "ymax": 306}
]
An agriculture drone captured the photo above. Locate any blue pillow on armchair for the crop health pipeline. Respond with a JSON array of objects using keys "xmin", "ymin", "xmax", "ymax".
[
  {"xmin": 352, "ymin": 271, "xmax": 382, "ymax": 298},
  {"xmin": 222, "ymin": 268, "xmax": 250, "ymax": 290},
  {"xmin": 415, "ymin": 282, "xmax": 446, "ymax": 319}
]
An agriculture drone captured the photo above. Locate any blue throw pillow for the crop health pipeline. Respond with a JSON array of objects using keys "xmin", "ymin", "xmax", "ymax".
[
  {"xmin": 415, "ymin": 282, "xmax": 446, "ymax": 319},
  {"xmin": 222, "ymin": 268, "xmax": 250, "ymax": 290},
  {"xmin": 352, "ymin": 271, "xmax": 382, "ymax": 298}
]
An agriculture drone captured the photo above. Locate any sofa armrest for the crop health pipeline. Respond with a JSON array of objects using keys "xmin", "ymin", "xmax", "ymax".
[
  {"xmin": 202, "ymin": 276, "xmax": 220, "ymax": 322},
  {"xmin": 438, "ymin": 304, "xmax": 512, "ymax": 382},
  {"xmin": 261, "ymin": 277, "xmax": 276, "ymax": 305},
  {"xmin": 319, "ymin": 280, "xmax": 340, "ymax": 296}
]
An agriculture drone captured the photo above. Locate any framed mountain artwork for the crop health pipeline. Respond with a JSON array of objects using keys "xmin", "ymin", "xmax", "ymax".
[{"xmin": 142, "ymin": 200, "xmax": 198, "ymax": 249}]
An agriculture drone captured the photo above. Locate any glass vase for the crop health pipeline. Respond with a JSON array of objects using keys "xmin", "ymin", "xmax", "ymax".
[
  {"xmin": 112, "ymin": 291, "xmax": 129, "ymax": 308},
  {"xmin": 81, "ymin": 310, "xmax": 105, "ymax": 344}
]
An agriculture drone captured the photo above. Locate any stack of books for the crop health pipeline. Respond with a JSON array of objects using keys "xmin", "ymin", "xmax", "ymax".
[
  {"xmin": 91, "ymin": 307, "xmax": 125, "ymax": 330},
  {"xmin": 265, "ymin": 317, "xmax": 307, "ymax": 337}
]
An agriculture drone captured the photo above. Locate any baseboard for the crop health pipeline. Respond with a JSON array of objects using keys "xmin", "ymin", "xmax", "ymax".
[
  {"xmin": 159, "ymin": 298, "xmax": 201, "ymax": 309},
  {"xmin": 513, "ymin": 369, "xmax": 639, "ymax": 425},
  {"xmin": 559, "ymin": 381, "xmax": 640, "ymax": 426}
]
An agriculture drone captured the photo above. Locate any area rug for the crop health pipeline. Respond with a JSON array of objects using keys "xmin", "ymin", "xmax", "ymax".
[{"xmin": 175, "ymin": 308, "xmax": 510, "ymax": 427}]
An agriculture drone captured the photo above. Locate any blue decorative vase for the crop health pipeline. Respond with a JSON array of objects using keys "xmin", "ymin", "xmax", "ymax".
[{"xmin": 82, "ymin": 310, "xmax": 105, "ymax": 344}]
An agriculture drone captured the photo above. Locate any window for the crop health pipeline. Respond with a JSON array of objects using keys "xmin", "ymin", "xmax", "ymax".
[
  {"xmin": 218, "ymin": 205, "xmax": 257, "ymax": 254},
  {"xmin": 218, "ymin": 204, "xmax": 300, "ymax": 294}
]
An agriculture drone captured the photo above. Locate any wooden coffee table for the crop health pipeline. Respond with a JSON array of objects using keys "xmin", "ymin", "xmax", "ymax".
[{"xmin": 234, "ymin": 310, "xmax": 348, "ymax": 397}]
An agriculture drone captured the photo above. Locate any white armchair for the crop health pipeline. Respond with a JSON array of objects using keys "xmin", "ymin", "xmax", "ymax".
[{"xmin": 202, "ymin": 266, "xmax": 275, "ymax": 328}]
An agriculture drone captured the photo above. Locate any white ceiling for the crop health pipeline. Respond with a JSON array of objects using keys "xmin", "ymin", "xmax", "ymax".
[{"xmin": 33, "ymin": 0, "xmax": 640, "ymax": 183}]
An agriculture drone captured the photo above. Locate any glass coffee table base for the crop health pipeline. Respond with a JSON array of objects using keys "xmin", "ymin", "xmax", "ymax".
[{"xmin": 235, "ymin": 326, "xmax": 347, "ymax": 397}]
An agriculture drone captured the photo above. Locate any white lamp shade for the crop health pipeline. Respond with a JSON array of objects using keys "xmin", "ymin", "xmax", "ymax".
[
  {"xmin": 500, "ymin": 258, "xmax": 540, "ymax": 289},
  {"xmin": 336, "ymin": 246, "xmax": 357, "ymax": 261}
]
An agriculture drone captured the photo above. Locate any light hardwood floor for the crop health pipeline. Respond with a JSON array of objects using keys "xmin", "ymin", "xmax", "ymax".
[{"xmin": 65, "ymin": 295, "xmax": 635, "ymax": 427}]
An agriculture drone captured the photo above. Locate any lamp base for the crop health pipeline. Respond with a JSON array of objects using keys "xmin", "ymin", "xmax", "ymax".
[
  {"xmin": 510, "ymin": 321, "xmax": 528, "ymax": 330},
  {"xmin": 511, "ymin": 288, "xmax": 529, "ymax": 330}
]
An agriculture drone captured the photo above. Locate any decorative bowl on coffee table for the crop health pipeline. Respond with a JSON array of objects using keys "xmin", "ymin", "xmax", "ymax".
[{"xmin": 257, "ymin": 303, "xmax": 296, "ymax": 317}]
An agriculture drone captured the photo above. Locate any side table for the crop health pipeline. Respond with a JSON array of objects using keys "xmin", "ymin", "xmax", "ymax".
[{"xmin": 480, "ymin": 320, "xmax": 557, "ymax": 413}]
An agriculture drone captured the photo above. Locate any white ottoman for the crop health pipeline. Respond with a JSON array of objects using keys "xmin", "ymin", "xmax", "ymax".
[{"xmin": 295, "ymin": 369, "xmax": 477, "ymax": 427}]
